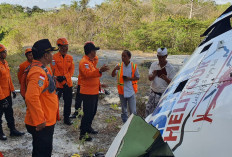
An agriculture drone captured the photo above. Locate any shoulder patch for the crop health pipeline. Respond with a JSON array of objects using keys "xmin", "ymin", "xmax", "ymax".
[
  {"xmin": 38, "ymin": 80, "xmax": 44, "ymax": 87},
  {"xmin": 39, "ymin": 74, "xmax": 45, "ymax": 80},
  {"xmin": 84, "ymin": 64, "xmax": 89, "ymax": 69},
  {"xmin": 52, "ymin": 60, "xmax": 55, "ymax": 66}
]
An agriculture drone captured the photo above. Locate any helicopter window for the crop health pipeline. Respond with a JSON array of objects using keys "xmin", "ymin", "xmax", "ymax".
[
  {"xmin": 174, "ymin": 79, "xmax": 188, "ymax": 93},
  {"xmin": 199, "ymin": 16, "xmax": 232, "ymax": 47},
  {"xmin": 200, "ymin": 43, "xmax": 212, "ymax": 53}
]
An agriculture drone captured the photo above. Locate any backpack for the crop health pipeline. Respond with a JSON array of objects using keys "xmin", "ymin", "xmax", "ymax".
[{"xmin": 20, "ymin": 63, "xmax": 56, "ymax": 99}]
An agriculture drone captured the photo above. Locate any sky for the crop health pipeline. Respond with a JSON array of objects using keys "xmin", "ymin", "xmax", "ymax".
[
  {"xmin": 0, "ymin": 0, "xmax": 231, "ymax": 9},
  {"xmin": 216, "ymin": 0, "xmax": 232, "ymax": 4},
  {"xmin": 0, "ymin": 0, "xmax": 105, "ymax": 8}
]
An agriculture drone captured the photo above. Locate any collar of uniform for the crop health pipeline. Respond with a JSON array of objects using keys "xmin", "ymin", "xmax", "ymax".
[
  {"xmin": 26, "ymin": 60, "xmax": 31, "ymax": 64},
  {"xmin": 58, "ymin": 51, "xmax": 66, "ymax": 56},
  {"xmin": 84, "ymin": 55, "xmax": 93, "ymax": 61},
  {"xmin": 32, "ymin": 60, "xmax": 43, "ymax": 65},
  {"xmin": 0, "ymin": 60, "xmax": 5, "ymax": 65}
]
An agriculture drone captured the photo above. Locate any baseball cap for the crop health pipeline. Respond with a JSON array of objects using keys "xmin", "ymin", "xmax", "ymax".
[
  {"xmin": 157, "ymin": 47, "xmax": 168, "ymax": 56},
  {"xmin": 25, "ymin": 48, "xmax": 32, "ymax": 55},
  {"xmin": 32, "ymin": 39, "xmax": 58, "ymax": 54},
  {"xmin": 0, "ymin": 44, "xmax": 6, "ymax": 53},
  {"xmin": 84, "ymin": 42, "xmax": 100, "ymax": 53},
  {"xmin": 85, "ymin": 41, "xmax": 94, "ymax": 45},
  {"xmin": 57, "ymin": 38, "xmax": 69, "ymax": 46}
]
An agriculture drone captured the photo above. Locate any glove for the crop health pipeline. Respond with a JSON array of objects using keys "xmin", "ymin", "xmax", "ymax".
[
  {"xmin": 0, "ymin": 99, "xmax": 9, "ymax": 109},
  {"xmin": 12, "ymin": 91, "xmax": 17, "ymax": 99},
  {"xmin": 57, "ymin": 76, "xmax": 66, "ymax": 83}
]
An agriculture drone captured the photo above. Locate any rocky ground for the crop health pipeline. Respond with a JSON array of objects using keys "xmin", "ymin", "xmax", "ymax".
[{"xmin": 0, "ymin": 50, "xmax": 188, "ymax": 157}]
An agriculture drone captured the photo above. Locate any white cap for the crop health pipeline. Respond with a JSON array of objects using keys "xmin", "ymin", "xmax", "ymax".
[{"xmin": 157, "ymin": 47, "xmax": 168, "ymax": 56}]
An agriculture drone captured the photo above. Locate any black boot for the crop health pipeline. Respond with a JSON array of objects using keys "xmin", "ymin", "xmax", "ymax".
[
  {"xmin": 0, "ymin": 128, "xmax": 7, "ymax": 140},
  {"xmin": 87, "ymin": 127, "xmax": 98, "ymax": 134},
  {"xmin": 0, "ymin": 132, "xmax": 7, "ymax": 140},
  {"xmin": 64, "ymin": 118, "xmax": 73, "ymax": 125},
  {"xmin": 10, "ymin": 129, "xmax": 25, "ymax": 137}
]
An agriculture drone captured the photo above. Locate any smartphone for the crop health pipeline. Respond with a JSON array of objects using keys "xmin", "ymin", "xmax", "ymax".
[
  {"xmin": 157, "ymin": 68, "xmax": 167, "ymax": 77},
  {"xmin": 123, "ymin": 76, "xmax": 127, "ymax": 79}
]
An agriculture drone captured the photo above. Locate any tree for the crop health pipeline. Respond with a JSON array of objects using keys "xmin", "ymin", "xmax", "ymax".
[
  {"xmin": 70, "ymin": 1, "xmax": 80, "ymax": 10},
  {"xmin": 80, "ymin": 0, "xmax": 90, "ymax": 11},
  {"xmin": 60, "ymin": 4, "xmax": 69, "ymax": 9},
  {"xmin": 32, "ymin": 6, "xmax": 44, "ymax": 13}
]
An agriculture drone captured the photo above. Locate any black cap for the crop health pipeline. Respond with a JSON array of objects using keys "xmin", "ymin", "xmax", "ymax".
[
  {"xmin": 84, "ymin": 42, "xmax": 100, "ymax": 53},
  {"xmin": 32, "ymin": 39, "xmax": 58, "ymax": 54}
]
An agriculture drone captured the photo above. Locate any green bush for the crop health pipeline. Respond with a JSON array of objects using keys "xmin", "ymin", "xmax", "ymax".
[
  {"xmin": 127, "ymin": 18, "xmax": 211, "ymax": 54},
  {"xmin": 0, "ymin": 1, "xmax": 227, "ymax": 54}
]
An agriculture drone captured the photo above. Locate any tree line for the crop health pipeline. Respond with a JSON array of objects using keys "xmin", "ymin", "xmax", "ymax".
[{"xmin": 0, "ymin": 0, "xmax": 230, "ymax": 55}]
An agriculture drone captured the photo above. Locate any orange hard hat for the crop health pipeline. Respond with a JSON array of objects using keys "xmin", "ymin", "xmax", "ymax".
[
  {"xmin": 0, "ymin": 44, "xmax": 6, "ymax": 53},
  {"xmin": 57, "ymin": 38, "xmax": 69, "ymax": 46},
  {"xmin": 25, "ymin": 48, "xmax": 32, "ymax": 55}
]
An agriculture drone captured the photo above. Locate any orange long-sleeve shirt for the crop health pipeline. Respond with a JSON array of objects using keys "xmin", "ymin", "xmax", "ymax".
[
  {"xmin": 78, "ymin": 55, "xmax": 98, "ymax": 85},
  {"xmin": 0, "ymin": 60, "xmax": 14, "ymax": 100},
  {"xmin": 25, "ymin": 61, "xmax": 59, "ymax": 126},
  {"xmin": 50, "ymin": 52, "xmax": 75, "ymax": 88},
  {"xmin": 17, "ymin": 60, "xmax": 31, "ymax": 84},
  {"xmin": 79, "ymin": 55, "xmax": 102, "ymax": 95}
]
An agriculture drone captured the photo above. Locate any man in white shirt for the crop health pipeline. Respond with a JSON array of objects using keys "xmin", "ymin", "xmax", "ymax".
[{"xmin": 145, "ymin": 48, "xmax": 175, "ymax": 116}]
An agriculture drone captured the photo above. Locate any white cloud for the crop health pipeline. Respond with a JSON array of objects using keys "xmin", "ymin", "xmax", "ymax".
[{"xmin": 215, "ymin": 0, "xmax": 232, "ymax": 4}]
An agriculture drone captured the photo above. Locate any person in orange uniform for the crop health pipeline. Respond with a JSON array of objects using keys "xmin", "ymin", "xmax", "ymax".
[
  {"xmin": 0, "ymin": 44, "xmax": 24, "ymax": 141},
  {"xmin": 70, "ymin": 42, "xmax": 99, "ymax": 119},
  {"xmin": 50, "ymin": 38, "xmax": 74, "ymax": 125},
  {"xmin": 25, "ymin": 39, "xmax": 59, "ymax": 157},
  {"xmin": 17, "ymin": 48, "xmax": 33, "ymax": 84},
  {"xmin": 79, "ymin": 42, "xmax": 109, "ymax": 141}
]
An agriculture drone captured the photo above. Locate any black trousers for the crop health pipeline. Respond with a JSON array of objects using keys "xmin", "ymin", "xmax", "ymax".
[
  {"xmin": 26, "ymin": 124, "xmax": 55, "ymax": 157},
  {"xmin": 57, "ymin": 86, "xmax": 72, "ymax": 119},
  {"xmin": 80, "ymin": 94, "xmax": 98, "ymax": 135},
  {"xmin": 75, "ymin": 85, "xmax": 82, "ymax": 111},
  {"xmin": 0, "ymin": 96, "xmax": 15, "ymax": 131}
]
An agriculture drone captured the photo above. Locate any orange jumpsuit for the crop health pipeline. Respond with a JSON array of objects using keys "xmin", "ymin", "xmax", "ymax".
[
  {"xmin": 78, "ymin": 55, "xmax": 98, "ymax": 86},
  {"xmin": 79, "ymin": 55, "xmax": 101, "ymax": 95},
  {"xmin": 79, "ymin": 55, "xmax": 102, "ymax": 135},
  {"xmin": 17, "ymin": 60, "xmax": 31, "ymax": 84},
  {"xmin": 50, "ymin": 52, "xmax": 75, "ymax": 88},
  {"xmin": 0, "ymin": 60, "xmax": 14, "ymax": 100},
  {"xmin": 75, "ymin": 56, "xmax": 99, "ymax": 111},
  {"xmin": 50, "ymin": 52, "xmax": 74, "ymax": 120},
  {"xmin": 25, "ymin": 61, "xmax": 59, "ymax": 127}
]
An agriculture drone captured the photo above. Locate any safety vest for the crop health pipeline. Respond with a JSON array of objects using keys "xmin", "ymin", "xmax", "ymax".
[{"xmin": 117, "ymin": 62, "xmax": 138, "ymax": 95}]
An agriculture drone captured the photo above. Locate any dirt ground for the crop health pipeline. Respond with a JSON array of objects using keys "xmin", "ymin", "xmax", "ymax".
[{"xmin": 0, "ymin": 50, "xmax": 188, "ymax": 157}]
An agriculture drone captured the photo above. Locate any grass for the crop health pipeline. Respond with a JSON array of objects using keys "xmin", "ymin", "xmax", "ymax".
[
  {"xmin": 109, "ymin": 104, "xmax": 120, "ymax": 111},
  {"xmin": 7, "ymin": 52, "xmax": 25, "ymax": 88},
  {"xmin": 81, "ymin": 145, "xmax": 106, "ymax": 157},
  {"xmin": 72, "ymin": 108, "xmax": 83, "ymax": 130},
  {"xmin": 69, "ymin": 44, "xmax": 83, "ymax": 55}
]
